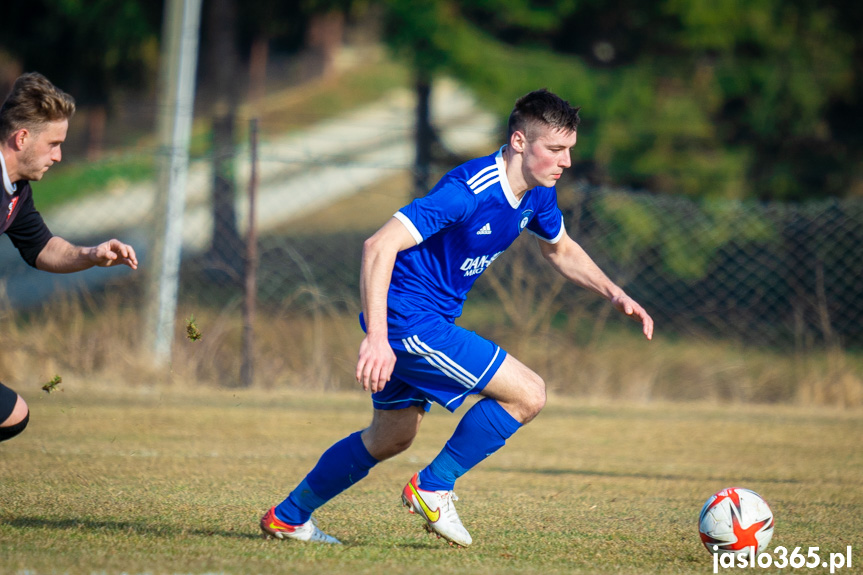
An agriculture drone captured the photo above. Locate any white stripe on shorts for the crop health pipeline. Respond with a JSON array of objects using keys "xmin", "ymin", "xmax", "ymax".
[
  {"xmin": 402, "ymin": 335, "xmax": 478, "ymax": 389},
  {"xmin": 476, "ymin": 345, "xmax": 501, "ymax": 383},
  {"xmin": 409, "ymin": 335, "xmax": 481, "ymax": 386}
]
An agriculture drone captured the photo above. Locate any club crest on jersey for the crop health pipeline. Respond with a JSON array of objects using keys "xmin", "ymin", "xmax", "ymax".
[
  {"xmin": 518, "ymin": 209, "xmax": 534, "ymax": 232},
  {"xmin": 460, "ymin": 251, "xmax": 503, "ymax": 277},
  {"xmin": 6, "ymin": 196, "xmax": 19, "ymax": 221}
]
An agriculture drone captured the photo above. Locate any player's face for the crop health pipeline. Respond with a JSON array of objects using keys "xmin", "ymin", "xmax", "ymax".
[
  {"xmin": 521, "ymin": 125, "xmax": 577, "ymax": 188},
  {"xmin": 18, "ymin": 120, "xmax": 68, "ymax": 181}
]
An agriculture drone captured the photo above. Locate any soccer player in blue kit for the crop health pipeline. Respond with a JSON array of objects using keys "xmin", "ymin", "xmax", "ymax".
[{"xmin": 261, "ymin": 89, "xmax": 654, "ymax": 546}]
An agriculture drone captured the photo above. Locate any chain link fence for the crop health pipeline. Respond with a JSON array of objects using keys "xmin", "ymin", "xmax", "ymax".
[
  {"xmin": 560, "ymin": 186, "xmax": 863, "ymax": 350},
  {"xmin": 177, "ymin": 179, "xmax": 863, "ymax": 352},
  {"xmin": 1, "ymin": 87, "xmax": 861, "ymax": 400}
]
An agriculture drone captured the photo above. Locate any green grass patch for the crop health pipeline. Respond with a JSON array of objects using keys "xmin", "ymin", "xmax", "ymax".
[
  {"xmin": 1, "ymin": 387, "xmax": 860, "ymax": 574},
  {"xmin": 33, "ymin": 155, "xmax": 155, "ymax": 208},
  {"xmin": 254, "ymin": 59, "xmax": 410, "ymax": 136},
  {"xmin": 31, "ymin": 58, "xmax": 409, "ymax": 211}
]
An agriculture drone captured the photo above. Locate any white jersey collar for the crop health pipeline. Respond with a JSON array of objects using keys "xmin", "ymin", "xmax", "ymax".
[
  {"xmin": 496, "ymin": 146, "xmax": 522, "ymax": 209},
  {"xmin": 0, "ymin": 151, "xmax": 17, "ymax": 195}
]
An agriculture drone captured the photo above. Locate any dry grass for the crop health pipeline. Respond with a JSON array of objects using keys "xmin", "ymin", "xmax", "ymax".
[
  {"xmin": 1, "ymin": 166, "xmax": 860, "ymax": 406},
  {"xmin": 472, "ymin": 316, "xmax": 863, "ymax": 408},
  {"xmin": 1, "ymin": 287, "xmax": 861, "ymax": 408},
  {"xmin": 1, "ymin": 387, "xmax": 860, "ymax": 574}
]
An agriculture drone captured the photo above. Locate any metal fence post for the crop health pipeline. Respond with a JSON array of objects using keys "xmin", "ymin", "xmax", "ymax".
[
  {"xmin": 144, "ymin": 0, "xmax": 203, "ymax": 367},
  {"xmin": 241, "ymin": 118, "xmax": 259, "ymax": 387}
]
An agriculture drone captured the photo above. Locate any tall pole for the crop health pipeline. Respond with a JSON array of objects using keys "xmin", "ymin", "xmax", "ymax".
[
  {"xmin": 145, "ymin": 0, "xmax": 203, "ymax": 366},
  {"xmin": 414, "ymin": 71, "xmax": 432, "ymax": 199},
  {"xmin": 241, "ymin": 118, "xmax": 259, "ymax": 387}
]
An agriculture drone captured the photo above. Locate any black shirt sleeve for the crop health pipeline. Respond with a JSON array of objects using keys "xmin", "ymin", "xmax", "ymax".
[{"xmin": 5, "ymin": 192, "xmax": 54, "ymax": 268}]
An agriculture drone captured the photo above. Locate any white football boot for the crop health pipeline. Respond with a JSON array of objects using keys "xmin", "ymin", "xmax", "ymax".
[
  {"xmin": 401, "ymin": 472, "xmax": 472, "ymax": 547},
  {"xmin": 260, "ymin": 507, "xmax": 342, "ymax": 544}
]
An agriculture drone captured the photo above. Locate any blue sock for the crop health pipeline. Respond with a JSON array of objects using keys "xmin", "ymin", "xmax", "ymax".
[
  {"xmin": 275, "ymin": 430, "xmax": 378, "ymax": 525},
  {"xmin": 418, "ymin": 398, "xmax": 521, "ymax": 491}
]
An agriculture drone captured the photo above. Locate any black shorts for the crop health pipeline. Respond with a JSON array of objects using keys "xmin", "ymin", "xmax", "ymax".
[{"xmin": 0, "ymin": 381, "xmax": 19, "ymax": 422}]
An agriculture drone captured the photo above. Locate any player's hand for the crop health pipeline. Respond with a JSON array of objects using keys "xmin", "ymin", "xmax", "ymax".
[
  {"xmin": 356, "ymin": 334, "xmax": 396, "ymax": 393},
  {"xmin": 611, "ymin": 293, "xmax": 654, "ymax": 340},
  {"xmin": 89, "ymin": 239, "xmax": 138, "ymax": 270}
]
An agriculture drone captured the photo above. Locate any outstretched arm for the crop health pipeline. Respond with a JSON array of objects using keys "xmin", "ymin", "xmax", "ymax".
[
  {"xmin": 35, "ymin": 236, "xmax": 138, "ymax": 273},
  {"xmin": 539, "ymin": 234, "xmax": 653, "ymax": 340},
  {"xmin": 355, "ymin": 217, "xmax": 418, "ymax": 392}
]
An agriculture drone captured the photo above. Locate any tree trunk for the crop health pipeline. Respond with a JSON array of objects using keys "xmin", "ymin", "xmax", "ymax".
[
  {"xmin": 414, "ymin": 72, "xmax": 432, "ymax": 198},
  {"xmin": 248, "ymin": 35, "xmax": 269, "ymax": 113},
  {"xmin": 306, "ymin": 11, "xmax": 344, "ymax": 79},
  {"xmin": 86, "ymin": 105, "xmax": 107, "ymax": 161},
  {"xmin": 206, "ymin": 0, "xmax": 242, "ymax": 281}
]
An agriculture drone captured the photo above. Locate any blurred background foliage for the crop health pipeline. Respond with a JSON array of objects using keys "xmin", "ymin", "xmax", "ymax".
[
  {"xmin": 0, "ymin": 1, "xmax": 860, "ymax": 400},
  {"xmin": 383, "ymin": 0, "xmax": 861, "ymax": 200},
  {"xmin": 1, "ymin": 0, "xmax": 860, "ymax": 201}
]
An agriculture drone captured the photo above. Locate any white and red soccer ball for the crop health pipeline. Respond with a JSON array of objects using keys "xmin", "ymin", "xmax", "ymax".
[{"xmin": 699, "ymin": 487, "xmax": 775, "ymax": 555}]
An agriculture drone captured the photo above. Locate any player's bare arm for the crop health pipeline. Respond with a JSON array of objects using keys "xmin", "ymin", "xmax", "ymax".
[
  {"xmin": 356, "ymin": 217, "xmax": 418, "ymax": 392},
  {"xmin": 35, "ymin": 236, "xmax": 138, "ymax": 273},
  {"xmin": 539, "ymin": 233, "xmax": 654, "ymax": 340}
]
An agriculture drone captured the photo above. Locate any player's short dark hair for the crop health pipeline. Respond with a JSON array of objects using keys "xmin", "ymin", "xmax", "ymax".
[
  {"xmin": 0, "ymin": 72, "xmax": 76, "ymax": 141},
  {"xmin": 507, "ymin": 89, "xmax": 581, "ymax": 141}
]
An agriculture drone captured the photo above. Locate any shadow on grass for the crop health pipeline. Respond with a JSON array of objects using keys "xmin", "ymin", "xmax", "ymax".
[
  {"xmin": 485, "ymin": 466, "xmax": 807, "ymax": 485},
  {"xmin": 1, "ymin": 516, "xmax": 448, "ymax": 549},
  {"xmin": 1, "ymin": 516, "xmax": 261, "ymax": 540}
]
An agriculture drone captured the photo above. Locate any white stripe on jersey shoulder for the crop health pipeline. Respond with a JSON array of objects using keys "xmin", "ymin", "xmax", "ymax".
[
  {"xmin": 393, "ymin": 211, "xmax": 424, "ymax": 244},
  {"xmin": 527, "ymin": 216, "xmax": 566, "ymax": 244},
  {"xmin": 470, "ymin": 171, "xmax": 500, "ymax": 195},
  {"xmin": 465, "ymin": 148, "xmax": 519, "ymax": 209},
  {"xmin": 466, "ymin": 163, "xmax": 500, "ymax": 196},
  {"xmin": 466, "ymin": 164, "xmax": 497, "ymax": 187}
]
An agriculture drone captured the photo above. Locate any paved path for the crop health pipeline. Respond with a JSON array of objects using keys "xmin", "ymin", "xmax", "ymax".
[{"xmin": 1, "ymin": 80, "xmax": 497, "ymax": 306}]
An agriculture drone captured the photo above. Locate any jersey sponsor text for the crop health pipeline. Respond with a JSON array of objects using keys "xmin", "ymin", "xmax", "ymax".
[{"xmin": 460, "ymin": 251, "xmax": 503, "ymax": 277}]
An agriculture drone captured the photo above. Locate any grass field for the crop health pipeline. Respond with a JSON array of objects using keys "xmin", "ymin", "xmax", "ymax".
[
  {"xmin": 1, "ymin": 386, "xmax": 860, "ymax": 574},
  {"xmin": 33, "ymin": 56, "xmax": 409, "ymax": 210}
]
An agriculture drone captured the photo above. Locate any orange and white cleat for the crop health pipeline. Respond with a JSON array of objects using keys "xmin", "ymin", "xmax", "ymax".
[
  {"xmin": 401, "ymin": 472, "xmax": 472, "ymax": 547},
  {"xmin": 260, "ymin": 507, "xmax": 341, "ymax": 544}
]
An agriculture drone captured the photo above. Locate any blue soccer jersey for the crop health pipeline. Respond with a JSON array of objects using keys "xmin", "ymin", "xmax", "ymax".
[{"xmin": 389, "ymin": 147, "xmax": 565, "ymax": 327}]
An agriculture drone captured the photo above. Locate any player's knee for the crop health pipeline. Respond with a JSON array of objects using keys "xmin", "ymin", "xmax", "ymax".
[
  {"xmin": 521, "ymin": 374, "xmax": 547, "ymax": 422},
  {"xmin": 379, "ymin": 434, "xmax": 416, "ymax": 460},
  {"xmin": 363, "ymin": 426, "xmax": 417, "ymax": 460},
  {"xmin": 0, "ymin": 408, "xmax": 30, "ymax": 442}
]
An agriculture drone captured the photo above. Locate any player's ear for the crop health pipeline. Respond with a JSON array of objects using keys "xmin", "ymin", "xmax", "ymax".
[
  {"xmin": 12, "ymin": 129, "xmax": 29, "ymax": 150},
  {"xmin": 511, "ymin": 130, "xmax": 527, "ymax": 153}
]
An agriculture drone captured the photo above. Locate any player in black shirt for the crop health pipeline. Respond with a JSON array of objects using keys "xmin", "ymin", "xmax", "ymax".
[{"xmin": 0, "ymin": 72, "xmax": 138, "ymax": 443}]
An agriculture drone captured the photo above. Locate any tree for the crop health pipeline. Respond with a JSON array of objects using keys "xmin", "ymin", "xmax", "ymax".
[
  {"xmin": 0, "ymin": 0, "xmax": 161, "ymax": 159},
  {"xmin": 381, "ymin": 0, "xmax": 455, "ymax": 196},
  {"xmin": 202, "ymin": 0, "xmax": 243, "ymax": 280},
  {"xmin": 379, "ymin": 0, "xmax": 861, "ymax": 200},
  {"xmin": 201, "ymin": 0, "xmax": 356, "ymax": 280}
]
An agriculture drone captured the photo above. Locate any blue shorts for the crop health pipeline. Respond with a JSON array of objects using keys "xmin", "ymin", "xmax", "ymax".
[{"xmin": 361, "ymin": 314, "xmax": 507, "ymax": 413}]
